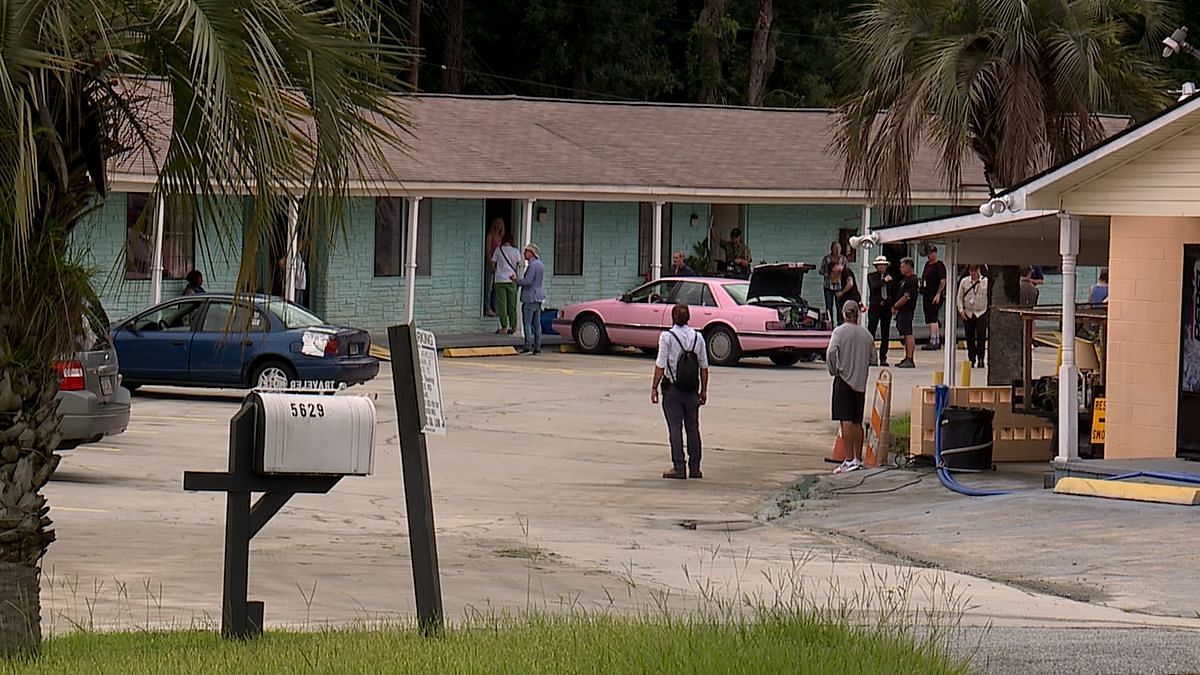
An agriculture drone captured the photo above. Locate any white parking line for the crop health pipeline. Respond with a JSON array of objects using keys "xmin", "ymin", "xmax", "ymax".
[
  {"xmin": 54, "ymin": 506, "xmax": 109, "ymax": 514},
  {"xmin": 82, "ymin": 446, "xmax": 121, "ymax": 453}
]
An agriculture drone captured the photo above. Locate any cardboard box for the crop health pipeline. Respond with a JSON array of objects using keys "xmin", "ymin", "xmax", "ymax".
[{"xmin": 909, "ymin": 386, "xmax": 1054, "ymax": 462}]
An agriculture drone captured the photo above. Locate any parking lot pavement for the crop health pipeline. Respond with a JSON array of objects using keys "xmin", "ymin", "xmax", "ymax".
[{"xmin": 42, "ymin": 349, "xmax": 1190, "ymax": 658}]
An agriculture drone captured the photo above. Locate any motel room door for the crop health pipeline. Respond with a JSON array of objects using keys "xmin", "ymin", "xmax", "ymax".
[{"xmin": 483, "ymin": 199, "xmax": 519, "ymax": 317}]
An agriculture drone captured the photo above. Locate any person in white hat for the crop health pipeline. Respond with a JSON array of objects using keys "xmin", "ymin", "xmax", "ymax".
[
  {"xmin": 512, "ymin": 242, "xmax": 547, "ymax": 354},
  {"xmin": 866, "ymin": 255, "xmax": 896, "ymax": 366}
]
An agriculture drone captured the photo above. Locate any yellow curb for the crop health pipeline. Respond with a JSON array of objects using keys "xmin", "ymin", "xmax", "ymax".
[
  {"xmin": 369, "ymin": 345, "xmax": 391, "ymax": 361},
  {"xmin": 1054, "ymin": 477, "xmax": 1200, "ymax": 506},
  {"xmin": 442, "ymin": 346, "xmax": 518, "ymax": 358},
  {"xmin": 559, "ymin": 343, "xmax": 578, "ymax": 353}
]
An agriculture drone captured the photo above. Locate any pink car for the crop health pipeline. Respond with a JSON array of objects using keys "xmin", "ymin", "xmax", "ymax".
[{"xmin": 553, "ymin": 263, "xmax": 833, "ymax": 366}]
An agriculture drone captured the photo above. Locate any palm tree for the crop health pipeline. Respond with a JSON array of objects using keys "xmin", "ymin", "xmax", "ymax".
[
  {"xmin": 0, "ymin": 0, "xmax": 408, "ymax": 654},
  {"xmin": 832, "ymin": 0, "xmax": 1174, "ymax": 384}
]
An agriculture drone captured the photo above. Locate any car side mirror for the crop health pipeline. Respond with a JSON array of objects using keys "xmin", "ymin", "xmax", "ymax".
[
  {"xmin": 123, "ymin": 320, "xmax": 141, "ymax": 335},
  {"xmin": 619, "ymin": 293, "xmax": 631, "ymax": 303}
]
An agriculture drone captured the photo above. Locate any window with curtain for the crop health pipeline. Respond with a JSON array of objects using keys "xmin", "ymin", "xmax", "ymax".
[
  {"xmin": 125, "ymin": 193, "xmax": 195, "ymax": 280},
  {"xmin": 374, "ymin": 198, "xmax": 433, "ymax": 277},
  {"xmin": 554, "ymin": 200, "xmax": 584, "ymax": 276}
]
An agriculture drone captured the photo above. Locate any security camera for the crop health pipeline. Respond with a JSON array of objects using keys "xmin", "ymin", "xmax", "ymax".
[
  {"xmin": 848, "ymin": 233, "xmax": 879, "ymax": 250},
  {"xmin": 1164, "ymin": 27, "xmax": 1195, "ymax": 59}
]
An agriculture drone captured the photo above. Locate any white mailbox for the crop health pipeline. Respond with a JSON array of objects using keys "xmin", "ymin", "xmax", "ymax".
[{"xmin": 253, "ymin": 393, "xmax": 376, "ymax": 476}]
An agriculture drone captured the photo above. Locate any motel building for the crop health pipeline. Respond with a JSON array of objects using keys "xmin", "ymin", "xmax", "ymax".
[
  {"xmin": 866, "ymin": 93, "xmax": 1200, "ymax": 464},
  {"xmin": 78, "ymin": 93, "xmax": 1109, "ymax": 340}
]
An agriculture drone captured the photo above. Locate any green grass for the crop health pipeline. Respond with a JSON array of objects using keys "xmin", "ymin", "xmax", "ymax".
[
  {"xmin": 890, "ymin": 414, "xmax": 912, "ymax": 459},
  {"xmin": 6, "ymin": 614, "xmax": 966, "ymax": 674}
]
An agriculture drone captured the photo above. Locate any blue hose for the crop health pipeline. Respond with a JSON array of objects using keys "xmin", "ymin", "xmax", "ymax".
[
  {"xmin": 931, "ymin": 389, "xmax": 1200, "ymax": 494},
  {"xmin": 933, "ymin": 384, "xmax": 1012, "ymax": 497}
]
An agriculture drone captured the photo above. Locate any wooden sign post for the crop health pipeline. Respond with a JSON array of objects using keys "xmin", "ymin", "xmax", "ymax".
[{"xmin": 387, "ymin": 323, "xmax": 444, "ymax": 635}]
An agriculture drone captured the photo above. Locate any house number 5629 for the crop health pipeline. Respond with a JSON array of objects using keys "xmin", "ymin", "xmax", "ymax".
[{"xmin": 289, "ymin": 402, "xmax": 325, "ymax": 418}]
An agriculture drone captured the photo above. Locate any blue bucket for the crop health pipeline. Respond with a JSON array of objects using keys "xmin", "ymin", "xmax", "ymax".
[{"xmin": 540, "ymin": 308, "xmax": 559, "ymax": 335}]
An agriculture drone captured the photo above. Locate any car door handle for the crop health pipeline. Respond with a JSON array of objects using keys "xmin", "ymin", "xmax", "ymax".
[
  {"xmin": 171, "ymin": 340, "xmax": 187, "ymax": 346},
  {"xmin": 241, "ymin": 340, "xmax": 254, "ymax": 347}
]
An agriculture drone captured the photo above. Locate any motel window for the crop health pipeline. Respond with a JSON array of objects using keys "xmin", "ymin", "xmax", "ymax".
[
  {"xmin": 554, "ymin": 201, "xmax": 584, "ymax": 276},
  {"xmin": 374, "ymin": 198, "xmax": 432, "ymax": 277},
  {"xmin": 125, "ymin": 193, "xmax": 195, "ymax": 281},
  {"xmin": 638, "ymin": 203, "xmax": 673, "ymax": 278}
]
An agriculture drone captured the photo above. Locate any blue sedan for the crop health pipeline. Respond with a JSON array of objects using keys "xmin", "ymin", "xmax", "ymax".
[{"xmin": 112, "ymin": 294, "xmax": 379, "ymax": 390}]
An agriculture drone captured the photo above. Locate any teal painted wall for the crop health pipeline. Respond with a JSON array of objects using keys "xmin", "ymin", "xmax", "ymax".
[
  {"xmin": 70, "ymin": 193, "xmax": 242, "ymax": 321},
  {"xmin": 72, "ymin": 193, "xmax": 1105, "ymax": 336}
]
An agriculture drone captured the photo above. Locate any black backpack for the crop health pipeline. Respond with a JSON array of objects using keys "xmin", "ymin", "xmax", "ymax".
[{"xmin": 669, "ymin": 331, "xmax": 701, "ymax": 393}]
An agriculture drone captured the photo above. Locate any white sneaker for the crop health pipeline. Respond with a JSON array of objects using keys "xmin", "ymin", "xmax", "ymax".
[
  {"xmin": 833, "ymin": 459, "xmax": 853, "ymax": 474},
  {"xmin": 845, "ymin": 458, "xmax": 863, "ymax": 472}
]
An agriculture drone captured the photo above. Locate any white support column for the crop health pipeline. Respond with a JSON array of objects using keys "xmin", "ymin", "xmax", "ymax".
[
  {"xmin": 651, "ymin": 201, "xmax": 664, "ymax": 280},
  {"xmin": 942, "ymin": 241, "xmax": 959, "ymax": 387},
  {"xmin": 859, "ymin": 203, "xmax": 872, "ymax": 284},
  {"xmin": 404, "ymin": 196, "xmax": 422, "ymax": 324},
  {"xmin": 1057, "ymin": 212, "xmax": 1081, "ymax": 462},
  {"xmin": 284, "ymin": 198, "xmax": 299, "ymax": 303},
  {"xmin": 149, "ymin": 194, "xmax": 165, "ymax": 305},
  {"xmin": 516, "ymin": 198, "xmax": 535, "ymax": 340}
]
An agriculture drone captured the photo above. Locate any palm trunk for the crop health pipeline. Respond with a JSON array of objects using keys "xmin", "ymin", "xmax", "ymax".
[
  {"xmin": 987, "ymin": 265, "xmax": 1023, "ymax": 386},
  {"xmin": 744, "ymin": 0, "xmax": 775, "ymax": 106},
  {"xmin": 0, "ymin": 348, "xmax": 61, "ymax": 655}
]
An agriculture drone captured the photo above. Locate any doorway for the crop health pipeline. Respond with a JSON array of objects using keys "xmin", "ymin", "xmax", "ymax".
[
  {"xmin": 483, "ymin": 199, "xmax": 518, "ymax": 317},
  {"xmin": 1179, "ymin": 244, "xmax": 1200, "ymax": 458}
]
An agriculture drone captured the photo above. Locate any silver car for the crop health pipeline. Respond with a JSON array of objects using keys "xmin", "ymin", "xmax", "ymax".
[{"xmin": 56, "ymin": 303, "xmax": 131, "ymax": 450}]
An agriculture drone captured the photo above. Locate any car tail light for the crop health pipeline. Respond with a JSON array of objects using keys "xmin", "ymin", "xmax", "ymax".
[
  {"xmin": 324, "ymin": 337, "xmax": 340, "ymax": 356},
  {"xmin": 765, "ymin": 321, "xmax": 785, "ymax": 331},
  {"xmin": 55, "ymin": 360, "xmax": 85, "ymax": 391}
]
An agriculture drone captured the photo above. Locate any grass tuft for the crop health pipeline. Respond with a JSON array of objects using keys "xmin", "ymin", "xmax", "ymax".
[{"xmin": 5, "ymin": 613, "xmax": 966, "ymax": 674}]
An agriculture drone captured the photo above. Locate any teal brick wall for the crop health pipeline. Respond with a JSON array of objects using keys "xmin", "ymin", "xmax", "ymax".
[
  {"xmin": 532, "ymin": 200, "xmax": 642, "ymax": 308},
  {"xmin": 744, "ymin": 204, "xmax": 861, "ymax": 266},
  {"xmin": 70, "ymin": 193, "xmax": 242, "ymax": 321},
  {"xmin": 315, "ymin": 198, "xmax": 499, "ymax": 335}
]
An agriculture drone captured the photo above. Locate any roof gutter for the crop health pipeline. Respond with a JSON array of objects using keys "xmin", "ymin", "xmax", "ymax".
[{"xmin": 107, "ymin": 172, "xmax": 986, "ymax": 205}]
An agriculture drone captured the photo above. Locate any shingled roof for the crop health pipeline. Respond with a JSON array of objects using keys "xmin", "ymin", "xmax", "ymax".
[{"xmin": 110, "ymin": 90, "xmax": 1130, "ymax": 202}]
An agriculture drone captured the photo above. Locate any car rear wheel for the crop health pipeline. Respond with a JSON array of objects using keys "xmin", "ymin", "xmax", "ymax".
[
  {"xmin": 573, "ymin": 315, "xmax": 610, "ymax": 354},
  {"xmin": 705, "ymin": 325, "xmax": 742, "ymax": 367},
  {"xmin": 769, "ymin": 353, "xmax": 803, "ymax": 367},
  {"xmin": 251, "ymin": 360, "xmax": 295, "ymax": 390}
]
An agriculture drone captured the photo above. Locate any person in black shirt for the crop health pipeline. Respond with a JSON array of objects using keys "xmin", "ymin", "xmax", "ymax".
[
  {"xmin": 832, "ymin": 262, "xmax": 860, "ymax": 321},
  {"xmin": 867, "ymin": 255, "xmax": 896, "ymax": 366},
  {"xmin": 182, "ymin": 270, "xmax": 205, "ymax": 296},
  {"xmin": 891, "ymin": 257, "xmax": 919, "ymax": 368},
  {"xmin": 920, "ymin": 245, "xmax": 948, "ymax": 350}
]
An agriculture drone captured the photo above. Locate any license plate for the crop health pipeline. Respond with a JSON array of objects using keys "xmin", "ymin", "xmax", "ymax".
[
  {"xmin": 349, "ymin": 344, "xmax": 362, "ymax": 356},
  {"xmin": 100, "ymin": 376, "xmax": 113, "ymax": 396}
]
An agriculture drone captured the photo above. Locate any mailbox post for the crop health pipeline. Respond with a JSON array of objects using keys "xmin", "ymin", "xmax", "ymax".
[{"xmin": 183, "ymin": 391, "xmax": 375, "ymax": 639}]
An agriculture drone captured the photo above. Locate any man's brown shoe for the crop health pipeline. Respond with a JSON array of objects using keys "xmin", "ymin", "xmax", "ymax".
[
  {"xmin": 662, "ymin": 468, "xmax": 687, "ymax": 479},
  {"xmin": 689, "ymin": 470, "xmax": 703, "ymax": 479}
]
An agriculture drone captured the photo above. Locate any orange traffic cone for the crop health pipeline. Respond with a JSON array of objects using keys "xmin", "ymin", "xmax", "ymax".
[{"xmin": 828, "ymin": 429, "xmax": 849, "ymax": 464}]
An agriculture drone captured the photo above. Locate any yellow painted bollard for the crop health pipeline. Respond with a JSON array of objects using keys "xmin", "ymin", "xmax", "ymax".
[
  {"xmin": 960, "ymin": 360, "xmax": 972, "ymax": 387},
  {"xmin": 933, "ymin": 370, "xmax": 944, "ymax": 385}
]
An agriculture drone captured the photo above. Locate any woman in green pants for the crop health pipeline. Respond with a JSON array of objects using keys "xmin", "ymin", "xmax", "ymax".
[{"xmin": 491, "ymin": 232, "xmax": 521, "ymax": 334}]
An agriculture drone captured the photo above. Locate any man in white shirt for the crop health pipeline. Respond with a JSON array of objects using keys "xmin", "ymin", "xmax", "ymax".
[
  {"xmin": 651, "ymin": 304, "xmax": 710, "ymax": 479},
  {"xmin": 956, "ymin": 265, "xmax": 989, "ymax": 368}
]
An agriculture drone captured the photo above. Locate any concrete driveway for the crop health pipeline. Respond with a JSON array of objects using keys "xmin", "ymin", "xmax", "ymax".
[{"xmin": 42, "ymin": 348, "xmax": 1200, "ymax": 673}]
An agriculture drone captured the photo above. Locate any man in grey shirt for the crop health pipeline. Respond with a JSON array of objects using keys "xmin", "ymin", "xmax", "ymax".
[{"xmin": 826, "ymin": 301, "xmax": 877, "ymax": 473}]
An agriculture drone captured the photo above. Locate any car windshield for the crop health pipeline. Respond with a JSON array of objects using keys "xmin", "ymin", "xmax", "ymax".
[
  {"xmin": 263, "ymin": 300, "xmax": 325, "ymax": 329},
  {"xmin": 723, "ymin": 283, "xmax": 749, "ymax": 305}
]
